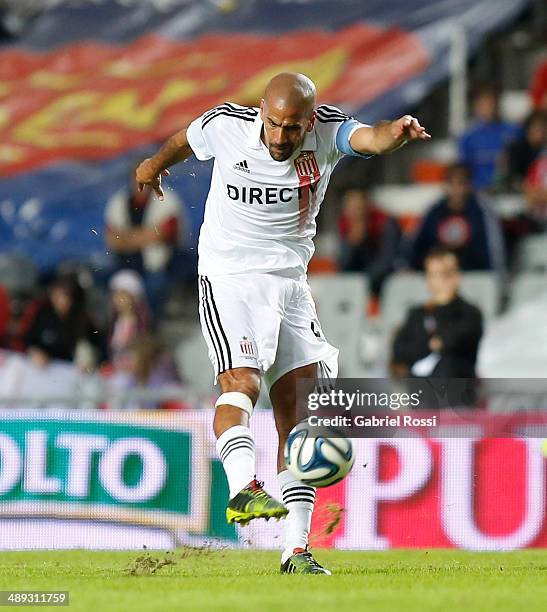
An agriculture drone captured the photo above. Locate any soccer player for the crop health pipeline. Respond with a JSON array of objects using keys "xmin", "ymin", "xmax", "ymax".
[{"xmin": 136, "ymin": 73, "xmax": 430, "ymax": 574}]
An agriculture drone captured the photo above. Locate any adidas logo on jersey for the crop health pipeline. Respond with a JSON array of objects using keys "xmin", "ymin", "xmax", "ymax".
[{"xmin": 234, "ymin": 159, "xmax": 250, "ymax": 173}]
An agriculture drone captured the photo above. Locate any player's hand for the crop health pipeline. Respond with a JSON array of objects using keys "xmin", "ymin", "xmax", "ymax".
[
  {"xmin": 135, "ymin": 158, "xmax": 170, "ymax": 201},
  {"xmin": 392, "ymin": 115, "xmax": 431, "ymax": 143}
]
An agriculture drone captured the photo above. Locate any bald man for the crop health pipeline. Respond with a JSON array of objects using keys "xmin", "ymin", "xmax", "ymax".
[{"xmin": 136, "ymin": 73, "xmax": 430, "ymax": 574}]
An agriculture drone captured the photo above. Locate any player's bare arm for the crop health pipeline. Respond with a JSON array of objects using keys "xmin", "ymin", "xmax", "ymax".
[
  {"xmin": 135, "ymin": 128, "xmax": 194, "ymax": 200},
  {"xmin": 349, "ymin": 114, "xmax": 431, "ymax": 155}
]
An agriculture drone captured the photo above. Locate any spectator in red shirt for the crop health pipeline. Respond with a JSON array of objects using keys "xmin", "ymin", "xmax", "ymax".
[
  {"xmin": 105, "ymin": 164, "xmax": 183, "ymax": 316},
  {"xmin": 530, "ymin": 58, "xmax": 547, "ymax": 111},
  {"xmin": 524, "ymin": 147, "xmax": 547, "ymax": 226},
  {"xmin": 0, "ymin": 283, "xmax": 10, "ymax": 347},
  {"xmin": 338, "ymin": 189, "xmax": 401, "ymax": 295}
]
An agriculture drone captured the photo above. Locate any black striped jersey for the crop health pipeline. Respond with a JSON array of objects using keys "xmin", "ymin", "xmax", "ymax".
[{"xmin": 186, "ymin": 102, "xmax": 366, "ymax": 278}]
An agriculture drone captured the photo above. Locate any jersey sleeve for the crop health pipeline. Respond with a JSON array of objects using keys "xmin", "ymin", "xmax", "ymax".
[
  {"xmin": 186, "ymin": 112, "xmax": 215, "ymax": 161},
  {"xmin": 187, "ymin": 103, "xmax": 259, "ymax": 161},
  {"xmin": 315, "ymin": 104, "xmax": 372, "ymax": 160}
]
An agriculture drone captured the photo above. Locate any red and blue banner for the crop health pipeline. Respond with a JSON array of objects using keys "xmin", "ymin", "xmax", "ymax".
[{"xmin": 0, "ymin": 0, "xmax": 530, "ymax": 269}]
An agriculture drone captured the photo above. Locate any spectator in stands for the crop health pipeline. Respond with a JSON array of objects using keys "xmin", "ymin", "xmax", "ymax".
[
  {"xmin": 23, "ymin": 274, "xmax": 103, "ymax": 366},
  {"xmin": 408, "ymin": 163, "xmax": 505, "ymax": 273},
  {"xmin": 391, "ymin": 247, "xmax": 483, "ymax": 379},
  {"xmin": 458, "ymin": 84, "xmax": 521, "ymax": 190},
  {"xmin": 501, "ymin": 110, "xmax": 546, "ymax": 191},
  {"xmin": 530, "ymin": 58, "xmax": 547, "ymax": 111},
  {"xmin": 0, "ymin": 283, "xmax": 10, "ymax": 348},
  {"xmin": 128, "ymin": 334, "xmax": 180, "ymax": 388},
  {"xmin": 524, "ymin": 146, "xmax": 547, "ymax": 227},
  {"xmin": 497, "ymin": 113, "xmax": 546, "ymax": 263},
  {"xmin": 107, "ymin": 333, "xmax": 183, "ymax": 409},
  {"xmin": 108, "ymin": 270, "xmax": 151, "ymax": 371},
  {"xmin": 105, "ymin": 164, "xmax": 183, "ymax": 316},
  {"xmin": 108, "ymin": 333, "xmax": 182, "ymax": 409},
  {"xmin": 338, "ymin": 189, "xmax": 401, "ymax": 294}
]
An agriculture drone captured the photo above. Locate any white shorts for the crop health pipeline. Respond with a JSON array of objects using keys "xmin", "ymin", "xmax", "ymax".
[{"xmin": 198, "ymin": 273, "xmax": 339, "ymax": 389}]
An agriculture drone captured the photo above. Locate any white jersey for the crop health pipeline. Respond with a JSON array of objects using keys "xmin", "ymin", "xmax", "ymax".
[{"xmin": 186, "ymin": 102, "xmax": 364, "ymax": 278}]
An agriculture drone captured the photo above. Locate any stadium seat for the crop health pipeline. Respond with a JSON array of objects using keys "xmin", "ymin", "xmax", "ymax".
[
  {"xmin": 460, "ymin": 272, "xmax": 502, "ymax": 320},
  {"xmin": 175, "ymin": 326, "xmax": 217, "ymax": 398},
  {"xmin": 308, "ymin": 273, "xmax": 369, "ymax": 377},
  {"xmin": 380, "ymin": 271, "xmax": 501, "ymax": 337},
  {"xmin": 372, "ymin": 184, "xmax": 444, "ymax": 217},
  {"xmin": 308, "ymin": 255, "xmax": 338, "ymax": 274},
  {"xmin": 411, "ymin": 138, "xmax": 458, "ymax": 164},
  {"xmin": 398, "ymin": 213, "xmax": 421, "ymax": 234},
  {"xmin": 411, "ymin": 159, "xmax": 447, "ymax": 183},
  {"xmin": 0, "ymin": 254, "xmax": 38, "ymax": 296},
  {"xmin": 380, "ymin": 272, "xmax": 428, "ymax": 336},
  {"xmin": 508, "ymin": 271, "xmax": 547, "ymax": 309},
  {"xmin": 514, "ymin": 234, "xmax": 547, "ymax": 271}
]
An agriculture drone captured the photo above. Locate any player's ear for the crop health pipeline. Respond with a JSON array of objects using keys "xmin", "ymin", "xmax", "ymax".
[
  {"xmin": 259, "ymin": 99, "xmax": 265, "ymax": 119},
  {"xmin": 306, "ymin": 111, "xmax": 316, "ymax": 132}
]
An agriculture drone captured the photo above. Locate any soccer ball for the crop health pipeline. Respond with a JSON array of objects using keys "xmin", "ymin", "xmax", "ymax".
[{"xmin": 284, "ymin": 422, "xmax": 355, "ymax": 487}]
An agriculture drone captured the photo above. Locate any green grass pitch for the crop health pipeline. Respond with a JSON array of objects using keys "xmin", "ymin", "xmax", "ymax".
[{"xmin": 0, "ymin": 549, "xmax": 545, "ymax": 612}]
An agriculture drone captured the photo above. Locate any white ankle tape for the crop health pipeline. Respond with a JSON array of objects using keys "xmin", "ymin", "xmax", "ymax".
[{"xmin": 215, "ymin": 392, "xmax": 254, "ymax": 416}]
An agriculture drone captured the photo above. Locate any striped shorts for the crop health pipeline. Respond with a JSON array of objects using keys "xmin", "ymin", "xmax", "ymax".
[{"xmin": 198, "ymin": 273, "xmax": 338, "ymax": 389}]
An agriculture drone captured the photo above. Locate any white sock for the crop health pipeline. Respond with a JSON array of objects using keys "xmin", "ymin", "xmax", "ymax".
[
  {"xmin": 216, "ymin": 425, "xmax": 256, "ymax": 498},
  {"xmin": 278, "ymin": 469, "xmax": 316, "ymax": 563}
]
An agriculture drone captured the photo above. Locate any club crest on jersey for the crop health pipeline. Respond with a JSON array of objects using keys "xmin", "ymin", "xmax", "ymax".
[
  {"xmin": 294, "ymin": 151, "xmax": 320, "ymax": 183},
  {"xmin": 239, "ymin": 336, "xmax": 256, "ymax": 357},
  {"xmin": 294, "ymin": 151, "xmax": 321, "ymax": 229}
]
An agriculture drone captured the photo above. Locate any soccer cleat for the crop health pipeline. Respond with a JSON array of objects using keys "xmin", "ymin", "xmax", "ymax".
[
  {"xmin": 280, "ymin": 547, "xmax": 332, "ymax": 575},
  {"xmin": 226, "ymin": 479, "xmax": 288, "ymax": 526}
]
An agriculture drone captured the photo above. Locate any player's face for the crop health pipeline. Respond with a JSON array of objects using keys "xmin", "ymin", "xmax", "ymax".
[{"xmin": 260, "ymin": 100, "xmax": 314, "ymax": 161}]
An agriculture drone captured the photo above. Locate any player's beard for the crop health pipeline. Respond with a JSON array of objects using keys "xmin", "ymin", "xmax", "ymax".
[{"xmin": 268, "ymin": 144, "xmax": 294, "ymax": 161}]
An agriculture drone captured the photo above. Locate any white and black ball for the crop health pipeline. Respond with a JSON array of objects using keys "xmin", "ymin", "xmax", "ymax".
[{"xmin": 284, "ymin": 422, "xmax": 355, "ymax": 487}]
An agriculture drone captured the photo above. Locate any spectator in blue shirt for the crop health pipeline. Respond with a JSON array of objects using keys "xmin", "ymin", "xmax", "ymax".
[
  {"xmin": 409, "ymin": 163, "xmax": 505, "ymax": 273},
  {"xmin": 458, "ymin": 85, "xmax": 521, "ymax": 190}
]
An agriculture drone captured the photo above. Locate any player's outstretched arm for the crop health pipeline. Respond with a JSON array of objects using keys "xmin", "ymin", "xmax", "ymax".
[
  {"xmin": 136, "ymin": 128, "xmax": 194, "ymax": 200},
  {"xmin": 349, "ymin": 115, "xmax": 431, "ymax": 156}
]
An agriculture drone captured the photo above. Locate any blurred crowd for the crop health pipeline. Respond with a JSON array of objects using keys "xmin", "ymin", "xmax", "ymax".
[
  {"xmin": 338, "ymin": 73, "xmax": 547, "ymax": 291},
  {"xmin": 0, "ymin": 165, "xmax": 194, "ymax": 408},
  {"xmin": 0, "ymin": 265, "xmax": 187, "ymax": 409},
  {"xmin": 337, "ymin": 60, "xmax": 547, "ymax": 380}
]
